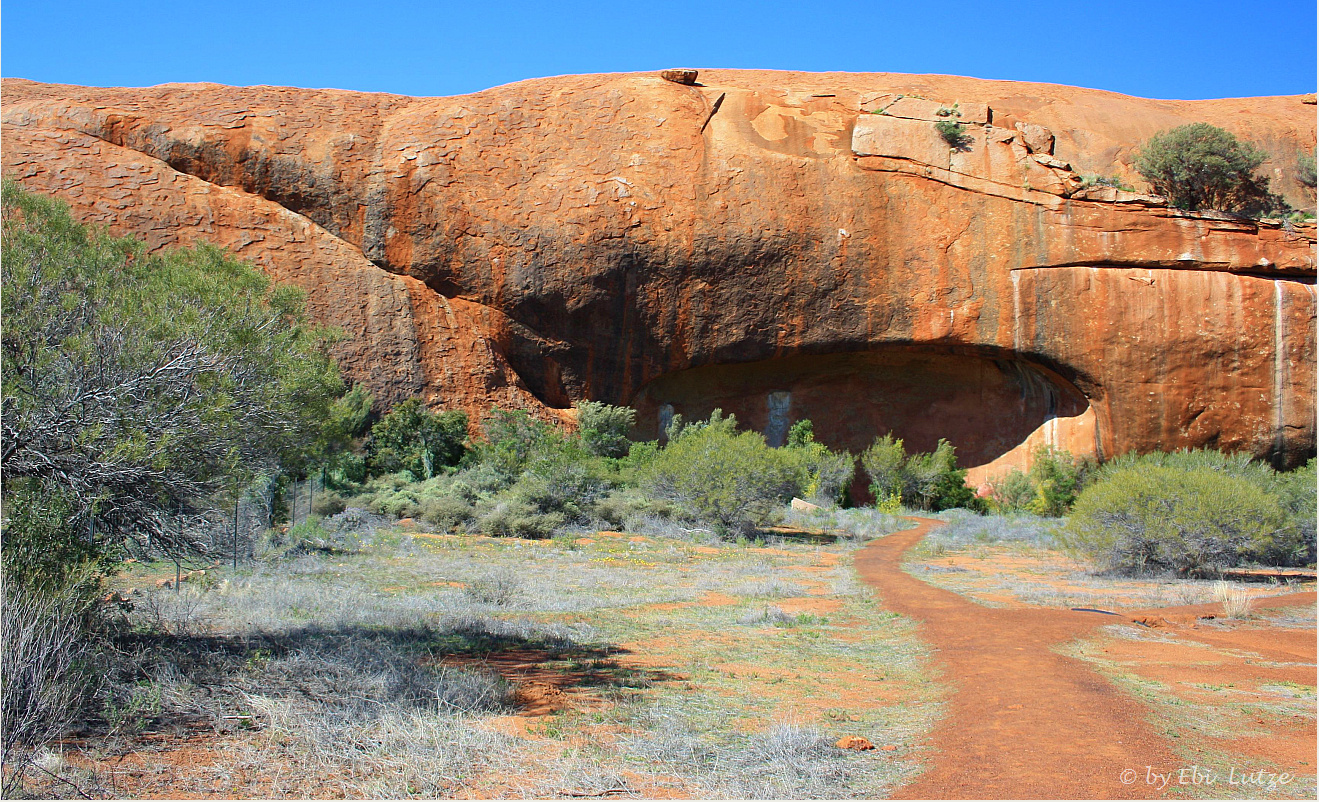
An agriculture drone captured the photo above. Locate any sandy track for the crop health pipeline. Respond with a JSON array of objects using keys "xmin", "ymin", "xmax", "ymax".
[{"xmin": 854, "ymin": 517, "xmax": 1180, "ymax": 799}]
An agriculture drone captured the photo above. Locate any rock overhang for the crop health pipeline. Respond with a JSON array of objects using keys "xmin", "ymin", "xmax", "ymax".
[{"xmin": 2, "ymin": 71, "xmax": 1314, "ymax": 474}]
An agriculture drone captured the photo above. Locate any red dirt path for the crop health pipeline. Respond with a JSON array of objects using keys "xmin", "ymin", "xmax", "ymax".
[{"xmin": 854, "ymin": 518, "xmax": 1182, "ymax": 799}]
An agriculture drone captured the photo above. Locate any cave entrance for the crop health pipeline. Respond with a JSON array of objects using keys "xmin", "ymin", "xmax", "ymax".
[{"xmin": 630, "ymin": 349, "xmax": 1098, "ymax": 487}]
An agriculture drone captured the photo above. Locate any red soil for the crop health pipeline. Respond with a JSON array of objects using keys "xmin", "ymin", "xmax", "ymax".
[{"xmin": 854, "ymin": 518, "xmax": 1185, "ymax": 799}]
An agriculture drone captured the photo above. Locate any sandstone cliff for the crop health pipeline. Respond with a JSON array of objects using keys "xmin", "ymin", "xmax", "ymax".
[{"xmin": 3, "ymin": 71, "xmax": 1315, "ymax": 477}]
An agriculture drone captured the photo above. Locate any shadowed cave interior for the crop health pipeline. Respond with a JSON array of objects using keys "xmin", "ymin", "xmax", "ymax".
[{"xmin": 628, "ymin": 349, "xmax": 1098, "ymax": 484}]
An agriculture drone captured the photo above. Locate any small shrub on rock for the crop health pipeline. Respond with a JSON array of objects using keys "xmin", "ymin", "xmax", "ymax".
[
  {"xmin": 934, "ymin": 119, "xmax": 973, "ymax": 150},
  {"xmin": 1135, "ymin": 123, "xmax": 1285, "ymax": 216}
]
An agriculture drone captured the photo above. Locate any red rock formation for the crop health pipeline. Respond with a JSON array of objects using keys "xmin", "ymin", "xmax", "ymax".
[{"xmin": 3, "ymin": 71, "xmax": 1315, "ymax": 477}]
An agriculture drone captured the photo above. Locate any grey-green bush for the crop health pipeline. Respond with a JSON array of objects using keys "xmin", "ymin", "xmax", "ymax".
[
  {"xmin": 1134, "ymin": 123, "xmax": 1283, "ymax": 215},
  {"xmin": 1062, "ymin": 464, "xmax": 1286, "ymax": 575},
  {"xmin": 643, "ymin": 410, "xmax": 798, "ymax": 537},
  {"xmin": 783, "ymin": 420, "xmax": 855, "ymax": 506},
  {"xmin": 574, "ymin": 400, "xmax": 636, "ymax": 458}
]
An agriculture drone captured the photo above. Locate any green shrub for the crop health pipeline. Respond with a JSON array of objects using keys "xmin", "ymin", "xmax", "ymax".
[
  {"xmin": 593, "ymin": 488, "xmax": 677, "ymax": 528},
  {"xmin": 310, "ymin": 490, "xmax": 347, "ymax": 517},
  {"xmin": 1297, "ymin": 152, "xmax": 1316, "ymax": 190},
  {"xmin": 2, "ymin": 181, "xmax": 344, "ymax": 563},
  {"xmin": 478, "ymin": 409, "xmax": 559, "ymax": 478},
  {"xmin": 1095, "ymin": 447, "xmax": 1274, "ymax": 486},
  {"xmin": 1079, "ymin": 174, "xmax": 1134, "ymax": 191},
  {"xmin": 475, "ymin": 498, "xmax": 565, "ymax": 539},
  {"xmin": 905, "ymin": 439, "xmax": 958, "ymax": 509},
  {"xmin": 934, "ymin": 119, "xmax": 973, "ymax": 150},
  {"xmin": 367, "ymin": 399, "xmax": 467, "ymax": 480},
  {"xmin": 1266, "ymin": 458, "xmax": 1316, "ymax": 566},
  {"xmin": 1, "ymin": 483, "xmax": 116, "ymax": 596},
  {"xmin": 1134, "ymin": 123, "xmax": 1285, "ymax": 216},
  {"xmin": 514, "ymin": 467, "xmax": 606, "ymax": 523},
  {"xmin": 1025, "ymin": 445, "xmax": 1088, "ymax": 516},
  {"xmin": 259, "ymin": 518, "xmax": 362, "ymax": 558},
  {"xmin": 990, "ymin": 469, "xmax": 1036, "ymax": 513},
  {"xmin": 861, "ymin": 435, "xmax": 972, "ymax": 511},
  {"xmin": 643, "ymin": 410, "xmax": 798, "ymax": 537},
  {"xmin": 419, "ymin": 494, "xmax": 476, "ymax": 532},
  {"xmin": 930, "ymin": 467, "xmax": 983, "ymax": 512},
  {"xmin": 323, "ymin": 451, "xmax": 368, "ymax": 490},
  {"xmin": 575, "ymin": 401, "xmax": 636, "ymax": 458},
  {"xmin": 783, "ymin": 420, "xmax": 855, "ymax": 505},
  {"xmin": 860, "ymin": 434, "xmax": 907, "ymax": 502},
  {"xmin": 1062, "ymin": 464, "xmax": 1286, "ymax": 575}
]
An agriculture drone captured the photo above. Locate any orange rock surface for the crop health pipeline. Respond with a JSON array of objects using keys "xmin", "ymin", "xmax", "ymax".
[{"xmin": 3, "ymin": 71, "xmax": 1314, "ymax": 475}]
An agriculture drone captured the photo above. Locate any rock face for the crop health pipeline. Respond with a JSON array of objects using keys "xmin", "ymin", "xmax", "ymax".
[{"xmin": 3, "ymin": 71, "xmax": 1315, "ymax": 478}]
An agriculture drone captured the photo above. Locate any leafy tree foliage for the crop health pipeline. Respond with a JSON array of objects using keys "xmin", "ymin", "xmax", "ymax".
[
  {"xmin": 860, "ymin": 434, "xmax": 972, "ymax": 510},
  {"xmin": 1299, "ymin": 152, "xmax": 1317, "ymax": 190},
  {"xmin": 574, "ymin": 400, "xmax": 635, "ymax": 458},
  {"xmin": 478, "ymin": 408, "xmax": 559, "ymax": 478},
  {"xmin": 643, "ymin": 410, "xmax": 798, "ymax": 537},
  {"xmin": 1134, "ymin": 123, "xmax": 1283, "ymax": 215},
  {"xmin": 859, "ymin": 434, "xmax": 907, "ymax": 504},
  {"xmin": 989, "ymin": 446, "xmax": 1089, "ymax": 516},
  {"xmin": 1085, "ymin": 449, "xmax": 1315, "ymax": 567},
  {"xmin": 1, "ymin": 181, "xmax": 344, "ymax": 574},
  {"xmin": 366, "ymin": 399, "xmax": 468, "ymax": 480},
  {"xmin": 783, "ymin": 420, "xmax": 856, "ymax": 505}
]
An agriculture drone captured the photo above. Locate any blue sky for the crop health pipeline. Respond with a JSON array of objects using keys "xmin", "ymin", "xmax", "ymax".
[{"xmin": 3, "ymin": 0, "xmax": 1315, "ymax": 100}]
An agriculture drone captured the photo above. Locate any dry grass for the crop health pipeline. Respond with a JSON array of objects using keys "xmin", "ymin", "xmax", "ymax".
[
  {"xmin": 1213, "ymin": 581, "xmax": 1254, "ymax": 619},
  {"xmin": 27, "ymin": 512, "xmax": 941, "ymax": 799},
  {"xmin": 1062, "ymin": 628, "xmax": 1317, "ymax": 801}
]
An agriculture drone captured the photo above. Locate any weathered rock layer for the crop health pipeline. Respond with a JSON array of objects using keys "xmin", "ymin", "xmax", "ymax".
[{"xmin": 3, "ymin": 71, "xmax": 1315, "ymax": 476}]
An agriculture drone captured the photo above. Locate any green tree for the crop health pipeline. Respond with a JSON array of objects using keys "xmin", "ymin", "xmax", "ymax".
[
  {"xmin": 574, "ymin": 400, "xmax": 635, "ymax": 458},
  {"xmin": 1298, "ymin": 152, "xmax": 1316, "ymax": 190},
  {"xmin": 906, "ymin": 439, "xmax": 958, "ymax": 509},
  {"xmin": 478, "ymin": 408, "xmax": 559, "ymax": 478},
  {"xmin": 1, "ymin": 181, "xmax": 344, "ymax": 575},
  {"xmin": 861, "ymin": 434, "xmax": 971, "ymax": 511},
  {"xmin": 1025, "ymin": 445, "xmax": 1088, "ymax": 516},
  {"xmin": 990, "ymin": 469, "xmax": 1036, "ymax": 513},
  {"xmin": 860, "ymin": 434, "xmax": 907, "ymax": 503},
  {"xmin": 1134, "ymin": 123, "xmax": 1283, "ymax": 216},
  {"xmin": 643, "ymin": 410, "xmax": 797, "ymax": 537},
  {"xmin": 319, "ymin": 384, "xmax": 374, "ymax": 488},
  {"xmin": 783, "ymin": 420, "xmax": 855, "ymax": 505},
  {"xmin": 367, "ymin": 399, "xmax": 468, "ymax": 480}
]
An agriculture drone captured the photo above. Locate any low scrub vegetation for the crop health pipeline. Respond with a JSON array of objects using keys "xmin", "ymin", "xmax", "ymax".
[
  {"xmin": 14, "ymin": 518, "xmax": 936, "ymax": 797},
  {"xmin": 1062, "ymin": 451, "xmax": 1315, "ymax": 575},
  {"xmin": 860, "ymin": 435, "xmax": 981, "ymax": 512},
  {"xmin": 986, "ymin": 445, "xmax": 1092, "ymax": 517}
]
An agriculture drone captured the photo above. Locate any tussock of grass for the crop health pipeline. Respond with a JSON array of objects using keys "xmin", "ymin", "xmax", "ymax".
[{"xmin": 1213, "ymin": 581, "xmax": 1253, "ymax": 619}]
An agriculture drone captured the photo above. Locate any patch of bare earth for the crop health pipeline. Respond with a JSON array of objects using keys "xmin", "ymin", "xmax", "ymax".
[{"xmin": 888, "ymin": 517, "xmax": 1317, "ymax": 799}]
